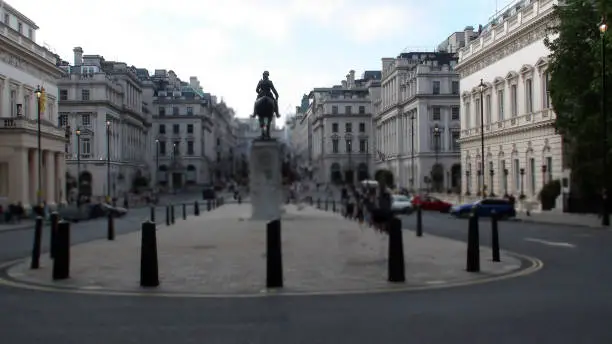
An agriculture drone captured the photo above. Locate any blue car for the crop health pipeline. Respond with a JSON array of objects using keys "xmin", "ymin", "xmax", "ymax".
[{"xmin": 450, "ymin": 198, "xmax": 516, "ymax": 219}]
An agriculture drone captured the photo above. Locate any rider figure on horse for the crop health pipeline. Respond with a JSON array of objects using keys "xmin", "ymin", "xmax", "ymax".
[{"xmin": 254, "ymin": 71, "xmax": 279, "ymax": 117}]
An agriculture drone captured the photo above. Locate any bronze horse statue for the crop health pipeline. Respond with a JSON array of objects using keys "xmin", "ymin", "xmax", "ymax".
[{"xmin": 252, "ymin": 95, "xmax": 279, "ymax": 139}]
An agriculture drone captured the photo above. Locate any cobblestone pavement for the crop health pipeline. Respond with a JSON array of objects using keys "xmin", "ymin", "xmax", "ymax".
[{"xmin": 6, "ymin": 204, "xmax": 526, "ymax": 295}]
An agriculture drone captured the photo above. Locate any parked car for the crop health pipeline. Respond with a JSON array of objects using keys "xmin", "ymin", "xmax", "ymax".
[
  {"xmin": 450, "ymin": 198, "xmax": 516, "ymax": 219},
  {"xmin": 202, "ymin": 186, "xmax": 216, "ymax": 200},
  {"xmin": 59, "ymin": 202, "xmax": 128, "ymax": 222},
  {"xmin": 391, "ymin": 194, "xmax": 414, "ymax": 215},
  {"xmin": 411, "ymin": 195, "xmax": 453, "ymax": 212}
]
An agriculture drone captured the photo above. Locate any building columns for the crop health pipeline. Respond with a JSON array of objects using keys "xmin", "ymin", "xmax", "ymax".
[
  {"xmin": 56, "ymin": 152, "xmax": 66, "ymax": 204},
  {"xmin": 45, "ymin": 150, "xmax": 56, "ymax": 206},
  {"xmin": 29, "ymin": 149, "xmax": 39, "ymax": 205},
  {"xmin": 9, "ymin": 148, "xmax": 29, "ymax": 206}
]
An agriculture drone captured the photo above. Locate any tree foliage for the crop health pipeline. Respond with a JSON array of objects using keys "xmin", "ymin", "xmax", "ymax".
[{"xmin": 545, "ymin": 0, "xmax": 612, "ymax": 196}]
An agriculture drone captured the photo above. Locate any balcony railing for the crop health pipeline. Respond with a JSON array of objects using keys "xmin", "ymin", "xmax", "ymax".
[
  {"xmin": 0, "ymin": 117, "xmax": 65, "ymax": 138},
  {"xmin": 461, "ymin": 109, "xmax": 555, "ymax": 138}
]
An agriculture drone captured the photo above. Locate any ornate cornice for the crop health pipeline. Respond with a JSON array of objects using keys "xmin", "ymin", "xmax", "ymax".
[{"xmin": 456, "ymin": 16, "xmax": 554, "ymax": 79}]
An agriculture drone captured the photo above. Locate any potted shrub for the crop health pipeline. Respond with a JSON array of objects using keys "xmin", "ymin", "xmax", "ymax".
[{"xmin": 538, "ymin": 180, "xmax": 561, "ymax": 211}]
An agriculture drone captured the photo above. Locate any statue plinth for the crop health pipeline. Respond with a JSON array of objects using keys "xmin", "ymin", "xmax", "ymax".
[{"xmin": 249, "ymin": 140, "xmax": 282, "ymax": 220}]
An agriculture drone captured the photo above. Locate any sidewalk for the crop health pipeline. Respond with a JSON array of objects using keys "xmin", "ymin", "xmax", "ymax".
[
  {"xmin": 0, "ymin": 220, "xmax": 33, "ymax": 233},
  {"xmin": 6, "ymin": 204, "xmax": 526, "ymax": 295}
]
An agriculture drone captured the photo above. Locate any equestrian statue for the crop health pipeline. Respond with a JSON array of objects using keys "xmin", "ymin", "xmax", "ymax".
[{"xmin": 252, "ymin": 70, "xmax": 280, "ymax": 139}]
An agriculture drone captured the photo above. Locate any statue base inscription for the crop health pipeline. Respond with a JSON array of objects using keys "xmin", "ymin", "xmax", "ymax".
[{"xmin": 249, "ymin": 139, "xmax": 282, "ymax": 221}]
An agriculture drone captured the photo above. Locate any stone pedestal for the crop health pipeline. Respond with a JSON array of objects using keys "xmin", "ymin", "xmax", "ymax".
[{"xmin": 249, "ymin": 139, "xmax": 282, "ymax": 220}]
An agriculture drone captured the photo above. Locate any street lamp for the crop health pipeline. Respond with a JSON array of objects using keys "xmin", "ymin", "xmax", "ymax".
[
  {"xmin": 106, "ymin": 120, "xmax": 111, "ymax": 203},
  {"xmin": 478, "ymin": 79, "xmax": 486, "ymax": 197},
  {"xmin": 489, "ymin": 169, "xmax": 495, "ymax": 196},
  {"xmin": 465, "ymin": 170, "xmax": 471, "ymax": 195},
  {"xmin": 155, "ymin": 139, "xmax": 159, "ymax": 190},
  {"xmin": 599, "ymin": 17, "xmax": 610, "ymax": 226},
  {"xmin": 433, "ymin": 123, "xmax": 441, "ymax": 192},
  {"xmin": 410, "ymin": 112, "xmax": 416, "ymax": 190},
  {"xmin": 344, "ymin": 133, "xmax": 352, "ymax": 184},
  {"xmin": 76, "ymin": 127, "xmax": 81, "ymax": 206},
  {"xmin": 519, "ymin": 168, "xmax": 525, "ymax": 198},
  {"xmin": 35, "ymin": 86, "xmax": 42, "ymax": 210}
]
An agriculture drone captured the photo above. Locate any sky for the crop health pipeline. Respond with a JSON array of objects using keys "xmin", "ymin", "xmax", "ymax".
[{"xmin": 13, "ymin": 0, "xmax": 514, "ymax": 123}]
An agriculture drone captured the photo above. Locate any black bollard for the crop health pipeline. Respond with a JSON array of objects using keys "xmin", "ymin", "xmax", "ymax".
[
  {"xmin": 332, "ymin": 200, "xmax": 336, "ymax": 212},
  {"xmin": 150, "ymin": 206, "xmax": 156, "ymax": 222},
  {"xmin": 491, "ymin": 210, "xmax": 501, "ymax": 262},
  {"xmin": 207, "ymin": 200, "xmax": 211, "ymax": 211},
  {"xmin": 325, "ymin": 199, "xmax": 329, "ymax": 211},
  {"xmin": 238, "ymin": 195, "xmax": 242, "ymax": 204},
  {"xmin": 317, "ymin": 198, "xmax": 321, "ymax": 209},
  {"xmin": 309, "ymin": 197, "xmax": 313, "ymax": 206},
  {"xmin": 52, "ymin": 220, "xmax": 70, "ymax": 280},
  {"xmin": 416, "ymin": 205, "xmax": 423, "ymax": 237},
  {"xmin": 170, "ymin": 205, "xmax": 175, "ymax": 224},
  {"xmin": 194, "ymin": 201, "xmax": 200, "ymax": 216},
  {"xmin": 50, "ymin": 212, "xmax": 59, "ymax": 259},
  {"xmin": 388, "ymin": 217, "xmax": 406, "ymax": 282},
  {"xmin": 182, "ymin": 203, "xmax": 187, "ymax": 220},
  {"xmin": 266, "ymin": 219, "xmax": 283, "ymax": 288},
  {"xmin": 30, "ymin": 216, "xmax": 43, "ymax": 269},
  {"xmin": 466, "ymin": 209, "xmax": 481, "ymax": 272},
  {"xmin": 107, "ymin": 212, "xmax": 115, "ymax": 240},
  {"xmin": 140, "ymin": 221, "xmax": 160, "ymax": 287},
  {"xmin": 165, "ymin": 206, "xmax": 170, "ymax": 226}
]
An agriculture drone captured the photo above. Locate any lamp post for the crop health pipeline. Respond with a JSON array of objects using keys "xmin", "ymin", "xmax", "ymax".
[
  {"xmin": 76, "ymin": 127, "xmax": 81, "ymax": 206},
  {"xmin": 599, "ymin": 18, "xmax": 610, "ymax": 226},
  {"xmin": 465, "ymin": 170, "xmax": 471, "ymax": 195},
  {"xmin": 519, "ymin": 168, "xmax": 525, "ymax": 198},
  {"xmin": 489, "ymin": 169, "xmax": 495, "ymax": 196},
  {"xmin": 478, "ymin": 79, "xmax": 486, "ymax": 197},
  {"xmin": 477, "ymin": 170, "xmax": 482, "ymax": 195},
  {"xmin": 410, "ymin": 112, "xmax": 415, "ymax": 190},
  {"xmin": 345, "ymin": 133, "xmax": 352, "ymax": 184},
  {"xmin": 433, "ymin": 123, "xmax": 440, "ymax": 192},
  {"xmin": 155, "ymin": 139, "xmax": 160, "ymax": 190},
  {"xmin": 35, "ymin": 86, "xmax": 42, "ymax": 209},
  {"xmin": 106, "ymin": 120, "xmax": 111, "ymax": 203}
]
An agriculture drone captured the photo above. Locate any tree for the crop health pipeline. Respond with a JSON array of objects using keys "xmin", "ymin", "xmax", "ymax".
[{"xmin": 545, "ymin": 0, "xmax": 612, "ymax": 197}]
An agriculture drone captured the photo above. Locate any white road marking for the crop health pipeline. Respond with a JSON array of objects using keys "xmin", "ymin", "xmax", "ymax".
[
  {"xmin": 426, "ymin": 280, "xmax": 447, "ymax": 285},
  {"xmin": 524, "ymin": 237, "xmax": 576, "ymax": 248}
]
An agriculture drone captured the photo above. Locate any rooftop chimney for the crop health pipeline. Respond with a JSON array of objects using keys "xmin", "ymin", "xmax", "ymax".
[{"xmin": 73, "ymin": 47, "xmax": 83, "ymax": 66}]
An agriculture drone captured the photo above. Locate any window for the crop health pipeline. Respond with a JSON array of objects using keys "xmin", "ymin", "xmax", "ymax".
[
  {"xmin": 345, "ymin": 123, "xmax": 352, "ymax": 132},
  {"xmin": 159, "ymin": 141, "xmax": 166, "ymax": 155},
  {"xmin": 451, "ymin": 107, "xmax": 460, "ymax": 120},
  {"xmin": 173, "ymin": 124, "xmax": 180, "ymax": 134},
  {"xmin": 359, "ymin": 122, "xmax": 366, "ymax": 132},
  {"xmin": 332, "ymin": 123, "xmax": 339, "ymax": 133},
  {"xmin": 187, "ymin": 141, "xmax": 194, "ymax": 155},
  {"xmin": 158, "ymin": 124, "xmax": 166, "ymax": 134},
  {"xmin": 501, "ymin": 160, "xmax": 507, "ymax": 192},
  {"xmin": 28, "ymin": 28, "xmax": 33, "ymax": 39},
  {"xmin": 513, "ymin": 159, "xmax": 520, "ymax": 191},
  {"xmin": 59, "ymin": 90, "xmax": 68, "ymax": 101},
  {"xmin": 474, "ymin": 99, "xmax": 481, "ymax": 126},
  {"xmin": 529, "ymin": 158, "xmax": 535, "ymax": 195},
  {"xmin": 58, "ymin": 114, "xmax": 68, "ymax": 127},
  {"xmin": 17, "ymin": 22, "xmax": 22, "ymax": 33},
  {"xmin": 345, "ymin": 106, "xmax": 352, "ymax": 114},
  {"xmin": 159, "ymin": 107, "xmax": 166, "ymax": 116},
  {"xmin": 543, "ymin": 72, "xmax": 551, "ymax": 108},
  {"xmin": 510, "ymin": 84, "xmax": 518, "ymax": 116},
  {"xmin": 81, "ymin": 138, "xmax": 91, "ymax": 155},
  {"xmin": 172, "ymin": 107, "xmax": 179, "ymax": 115},
  {"xmin": 525, "ymin": 79, "xmax": 533, "ymax": 113},
  {"xmin": 23, "ymin": 95, "xmax": 30, "ymax": 118},
  {"xmin": 81, "ymin": 90, "xmax": 90, "ymax": 101},
  {"xmin": 10, "ymin": 90, "xmax": 16, "ymax": 117},
  {"xmin": 187, "ymin": 124, "xmax": 193, "ymax": 134},
  {"xmin": 451, "ymin": 81, "xmax": 459, "ymax": 95},
  {"xmin": 3, "ymin": 13, "xmax": 8, "ymax": 24},
  {"xmin": 497, "ymin": 89, "xmax": 504, "ymax": 120},
  {"xmin": 485, "ymin": 94, "xmax": 492, "ymax": 124},
  {"xmin": 81, "ymin": 113, "xmax": 91, "ymax": 126},
  {"xmin": 332, "ymin": 139, "xmax": 339, "ymax": 153},
  {"xmin": 432, "ymin": 81, "xmax": 440, "ymax": 94},
  {"xmin": 546, "ymin": 156, "xmax": 553, "ymax": 181},
  {"xmin": 465, "ymin": 102, "xmax": 471, "ymax": 128},
  {"xmin": 451, "ymin": 130, "xmax": 460, "ymax": 151},
  {"xmin": 186, "ymin": 107, "xmax": 193, "ymax": 115},
  {"xmin": 432, "ymin": 107, "xmax": 441, "ymax": 120},
  {"xmin": 345, "ymin": 139, "xmax": 352, "ymax": 153},
  {"xmin": 359, "ymin": 139, "xmax": 367, "ymax": 153},
  {"xmin": 332, "ymin": 106, "xmax": 338, "ymax": 114},
  {"xmin": 358, "ymin": 106, "xmax": 365, "ymax": 114}
]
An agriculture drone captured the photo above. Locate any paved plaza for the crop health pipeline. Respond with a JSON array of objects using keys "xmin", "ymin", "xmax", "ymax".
[{"xmin": 5, "ymin": 203, "xmax": 528, "ymax": 296}]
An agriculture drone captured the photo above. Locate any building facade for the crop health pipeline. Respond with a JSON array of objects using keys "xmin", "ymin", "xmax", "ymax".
[
  {"xmin": 211, "ymin": 101, "xmax": 237, "ymax": 181},
  {"xmin": 0, "ymin": 1, "xmax": 67, "ymax": 208},
  {"xmin": 456, "ymin": 0, "xmax": 562, "ymax": 201},
  {"xmin": 147, "ymin": 70, "xmax": 216, "ymax": 189},
  {"xmin": 373, "ymin": 51, "xmax": 462, "ymax": 191},
  {"xmin": 57, "ymin": 48, "xmax": 149, "ymax": 200},
  {"xmin": 308, "ymin": 70, "xmax": 380, "ymax": 184}
]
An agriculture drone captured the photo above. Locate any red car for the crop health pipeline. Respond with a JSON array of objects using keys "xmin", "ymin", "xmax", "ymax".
[{"xmin": 411, "ymin": 195, "xmax": 453, "ymax": 212}]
